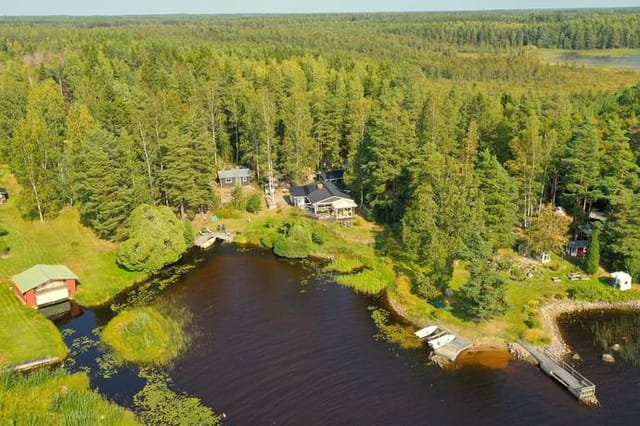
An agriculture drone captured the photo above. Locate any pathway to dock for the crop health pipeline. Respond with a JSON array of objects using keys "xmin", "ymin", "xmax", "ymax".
[
  {"xmin": 194, "ymin": 231, "xmax": 234, "ymax": 248},
  {"xmin": 518, "ymin": 340, "xmax": 597, "ymax": 405}
]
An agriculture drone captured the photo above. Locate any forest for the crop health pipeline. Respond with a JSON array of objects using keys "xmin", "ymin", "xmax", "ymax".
[{"xmin": 1, "ymin": 10, "xmax": 640, "ymax": 314}]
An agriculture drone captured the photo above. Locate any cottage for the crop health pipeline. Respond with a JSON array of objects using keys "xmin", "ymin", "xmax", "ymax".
[
  {"xmin": 217, "ymin": 168, "xmax": 253, "ymax": 188},
  {"xmin": 611, "ymin": 271, "xmax": 632, "ymax": 291},
  {"xmin": 566, "ymin": 240, "xmax": 588, "ymax": 257},
  {"xmin": 11, "ymin": 265, "xmax": 78, "ymax": 308},
  {"xmin": 0, "ymin": 187, "xmax": 8, "ymax": 204},
  {"xmin": 290, "ymin": 181, "xmax": 357, "ymax": 220}
]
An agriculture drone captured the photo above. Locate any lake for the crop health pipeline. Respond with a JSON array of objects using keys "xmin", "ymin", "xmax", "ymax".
[
  {"xmin": 558, "ymin": 53, "xmax": 640, "ymax": 69},
  {"xmin": 58, "ymin": 244, "xmax": 640, "ymax": 425}
]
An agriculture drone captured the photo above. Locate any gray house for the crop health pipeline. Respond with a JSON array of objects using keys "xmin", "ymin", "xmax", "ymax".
[
  {"xmin": 217, "ymin": 168, "xmax": 253, "ymax": 188},
  {"xmin": 290, "ymin": 181, "xmax": 357, "ymax": 220}
]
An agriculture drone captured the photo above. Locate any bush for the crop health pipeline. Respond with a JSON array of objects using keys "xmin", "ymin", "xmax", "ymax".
[
  {"xmin": 215, "ymin": 208, "xmax": 242, "ymax": 219},
  {"xmin": 116, "ymin": 205, "xmax": 188, "ymax": 272},
  {"xmin": 522, "ymin": 328, "xmax": 551, "ymax": 345},
  {"xmin": 245, "ymin": 193, "xmax": 262, "ymax": 214},
  {"xmin": 273, "ymin": 223, "xmax": 314, "ymax": 259},
  {"xmin": 568, "ymin": 282, "xmax": 640, "ymax": 303}
]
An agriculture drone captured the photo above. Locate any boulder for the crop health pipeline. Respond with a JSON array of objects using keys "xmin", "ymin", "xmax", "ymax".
[
  {"xmin": 602, "ymin": 353, "xmax": 615, "ymax": 363},
  {"xmin": 572, "ymin": 353, "xmax": 582, "ymax": 361},
  {"xmin": 611, "ymin": 343, "xmax": 621, "ymax": 352}
]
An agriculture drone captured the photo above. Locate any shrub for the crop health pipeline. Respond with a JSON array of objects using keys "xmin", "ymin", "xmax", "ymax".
[
  {"xmin": 568, "ymin": 282, "xmax": 640, "ymax": 303},
  {"xmin": 215, "ymin": 208, "xmax": 242, "ymax": 219},
  {"xmin": 273, "ymin": 223, "xmax": 314, "ymax": 258},
  {"xmin": 116, "ymin": 205, "xmax": 188, "ymax": 272},
  {"xmin": 522, "ymin": 328, "xmax": 551, "ymax": 345},
  {"xmin": 245, "ymin": 193, "xmax": 262, "ymax": 214}
]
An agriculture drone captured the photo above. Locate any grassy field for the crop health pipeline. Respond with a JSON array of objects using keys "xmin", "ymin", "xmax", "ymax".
[
  {"xmin": 0, "ymin": 168, "xmax": 145, "ymax": 364},
  {"xmin": 102, "ymin": 306, "xmax": 188, "ymax": 366},
  {"xmin": 0, "ymin": 170, "xmax": 146, "ymax": 307},
  {"xmin": 0, "ymin": 368, "xmax": 138, "ymax": 425}
]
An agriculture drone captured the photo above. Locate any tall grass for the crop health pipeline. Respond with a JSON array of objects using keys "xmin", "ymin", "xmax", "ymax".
[
  {"xmin": 101, "ymin": 306, "xmax": 189, "ymax": 366},
  {"xmin": 0, "ymin": 368, "xmax": 138, "ymax": 425}
]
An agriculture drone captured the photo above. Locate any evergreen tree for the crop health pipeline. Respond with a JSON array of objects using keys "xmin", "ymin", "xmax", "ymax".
[
  {"xmin": 585, "ymin": 227, "xmax": 600, "ymax": 274},
  {"xmin": 560, "ymin": 122, "xmax": 602, "ymax": 215},
  {"xmin": 459, "ymin": 254, "xmax": 508, "ymax": 321},
  {"xmin": 74, "ymin": 128, "xmax": 138, "ymax": 241},
  {"xmin": 476, "ymin": 149, "xmax": 518, "ymax": 247}
]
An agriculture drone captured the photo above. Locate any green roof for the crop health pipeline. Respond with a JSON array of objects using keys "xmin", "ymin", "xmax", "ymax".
[{"xmin": 11, "ymin": 265, "xmax": 79, "ymax": 293}]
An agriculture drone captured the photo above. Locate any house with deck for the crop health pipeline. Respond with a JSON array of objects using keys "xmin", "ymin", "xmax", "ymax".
[
  {"xmin": 217, "ymin": 168, "xmax": 253, "ymax": 188},
  {"xmin": 290, "ymin": 180, "xmax": 357, "ymax": 220},
  {"xmin": 11, "ymin": 265, "xmax": 78, "ymax": 308}
]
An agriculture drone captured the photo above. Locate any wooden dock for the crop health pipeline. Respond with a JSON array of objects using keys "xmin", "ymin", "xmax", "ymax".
[
  {"xmin": 194, "ymin": 231, "xmax": 233, "ymax": 248},
  {"xmin": 518, "ymin": 341, "xmax": 597, "ymax": 404},
  {"xmin": 6, "ymin": 356, "xmax": 61, "ymax": 372},
  {"xmin": 416, "ymin": 325, "xmax": 472, "ymax": 362}
]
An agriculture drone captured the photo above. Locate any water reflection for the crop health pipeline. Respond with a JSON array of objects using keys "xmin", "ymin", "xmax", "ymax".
[{"xmin": 563, "ymin": 310, "xmax": 640, "ymax": 366}]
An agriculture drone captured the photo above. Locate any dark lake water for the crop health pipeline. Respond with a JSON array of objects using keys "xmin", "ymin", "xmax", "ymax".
[
  {"xmin": 57, "ymin": 245, "xmax": 640, "ymax": 425},
  {"xmin": 559, "ymin": 53, "xmax": 640, "ymax": 69}
]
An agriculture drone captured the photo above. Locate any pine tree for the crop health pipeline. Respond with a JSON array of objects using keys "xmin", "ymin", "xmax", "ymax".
[
  {"xmin": 74, "ymin": 128, "xmax": 137, "ymax": 241},
  {"xmin": 585, "ymin": 227, "xmax": 600, "ymax": 274},
  {"xmin": 476, "ymin": 149, "xmax": 518, "ymax": 247}
]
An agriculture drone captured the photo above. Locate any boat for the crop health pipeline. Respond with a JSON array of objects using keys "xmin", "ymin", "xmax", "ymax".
[
  {"xmin": 414, "ymin": 325, "xmax": 438, "ymax": 340},
  {"xmin": 428, "ymin": 334, "xmax": 455, "ymax": 350}
]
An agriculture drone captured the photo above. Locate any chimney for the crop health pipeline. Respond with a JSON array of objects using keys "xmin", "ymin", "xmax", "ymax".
[{"xmin": 316, "ymin": 182, "xmax": 324, "ymax": 190}]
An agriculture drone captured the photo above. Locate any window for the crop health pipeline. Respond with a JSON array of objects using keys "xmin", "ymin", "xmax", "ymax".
[
  {"xmin": 242, "ymin": 177, "xmax": 248, "ymax": 182},
  {"xmin": 225, "ymin": 178, "xmax": 232, "ymax": 183}
]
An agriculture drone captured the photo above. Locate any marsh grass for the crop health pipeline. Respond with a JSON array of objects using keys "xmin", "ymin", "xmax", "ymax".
[
  {"xmin": 101, "ymin": 306, "xmax": 189, "ymax": 366},
  {"xmin": 0, "ymin": 368, "xmax": 138, "ymax": 425}
]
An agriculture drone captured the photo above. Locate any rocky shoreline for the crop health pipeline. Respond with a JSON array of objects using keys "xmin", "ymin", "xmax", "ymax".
[{"xmin": 538, "ymin": 300, "xmax": 640, "ymax": 356}]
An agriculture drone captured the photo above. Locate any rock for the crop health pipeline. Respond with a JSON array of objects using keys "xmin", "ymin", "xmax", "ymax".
[
  {"xmin": 602, "ymin": 353, "xmax": 615, "ymax": 363},
  {"xmin": 572, "ymin": 353, "xmax": 582, "ymax": 361},
  {"xmin": 611, "ymin": 343, "xmax": 621, "ymax": 352}
]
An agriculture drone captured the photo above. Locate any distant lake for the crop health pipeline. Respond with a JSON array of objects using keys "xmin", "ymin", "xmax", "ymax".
[{"xmin": 559, "ymin": 53, "xmax": 640, "ymax": 69}]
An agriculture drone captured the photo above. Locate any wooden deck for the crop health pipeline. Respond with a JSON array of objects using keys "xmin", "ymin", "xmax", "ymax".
[
  {"xmin": 518, "ymin": 341, "xmax": 597, "ymax": 404},
  {"xmin": 7, "ymin": 356, "xmax": 61, "ymax": 372},
  {"xmin": 416, "ymin": 325, "xmax": 472, "ymax": 362},
  {"xmin": 194, "ymin": 231, "xmax": 234, "ymax": 248}
]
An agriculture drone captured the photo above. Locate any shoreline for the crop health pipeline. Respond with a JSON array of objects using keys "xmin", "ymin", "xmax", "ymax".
[{"xmin": 386, "ymin": 284, "xmax": 640, "ymax": 360}]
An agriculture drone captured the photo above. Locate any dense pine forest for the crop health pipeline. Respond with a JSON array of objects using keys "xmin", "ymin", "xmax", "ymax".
[{"xmin": 2, "ymin": 10, "xmax": 640, "ymax": 307}]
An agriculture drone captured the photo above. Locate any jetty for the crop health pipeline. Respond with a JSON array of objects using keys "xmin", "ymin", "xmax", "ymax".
[
  {"xmin": 415, "ymin": 325, "xmax": 472, "ymax": 362},
  {"xmin": 7, "ymin": 356, "xmax": 61, "ymax": 372},
  {"xmin": 194, "ymin": 230, "xmax": 234, "ymax": 248},
  {"xmin": 518, "ymin": 341, "xmax": 597, "ymax": 405}
]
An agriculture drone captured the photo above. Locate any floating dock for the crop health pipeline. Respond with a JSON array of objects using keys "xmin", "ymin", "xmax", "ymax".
[
  {"xmin": 194, "ymin": 231, "xmax": 234, "ymax": 248},
  {"xmin": 415, "ymin": 325, "xmax": 472, "ymax": 362},
  {"xmin": 518, "ymin": 341, "xmax": 597, "ymax": 405}
]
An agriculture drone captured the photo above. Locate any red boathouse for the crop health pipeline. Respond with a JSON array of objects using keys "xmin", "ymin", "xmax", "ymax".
[{"xmin": 11, "ymin": 265, "xmax": 79, "ymax": 308}]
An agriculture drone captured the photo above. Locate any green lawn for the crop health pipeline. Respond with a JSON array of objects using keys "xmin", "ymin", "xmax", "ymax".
[
  {"xmin": 0, "ymin": 169, "xmax": 144, "ymax": 364},
  {"xmin": 0, "ymin": 172, "xmax": 146, "ymax": 307}
]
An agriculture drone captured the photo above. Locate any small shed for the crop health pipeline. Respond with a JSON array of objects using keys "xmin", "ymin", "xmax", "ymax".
[
  {"xmin": 0, "ymin": 187, "xmax": 8, "ymax": 204},
  {"xmin": 217, "ymin": 168, "xmax": 253, "ymax": 188},
  {"xmin": 611, "ymin": 271, "xmax": 632, "ymax": 291},
  {"xmin": 11, "ymin": 265, "xmax": 78, "ymax": 308},
  {"xmin": 566, "ymin": 240, "xmax": 588, "ymax": 257}
]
